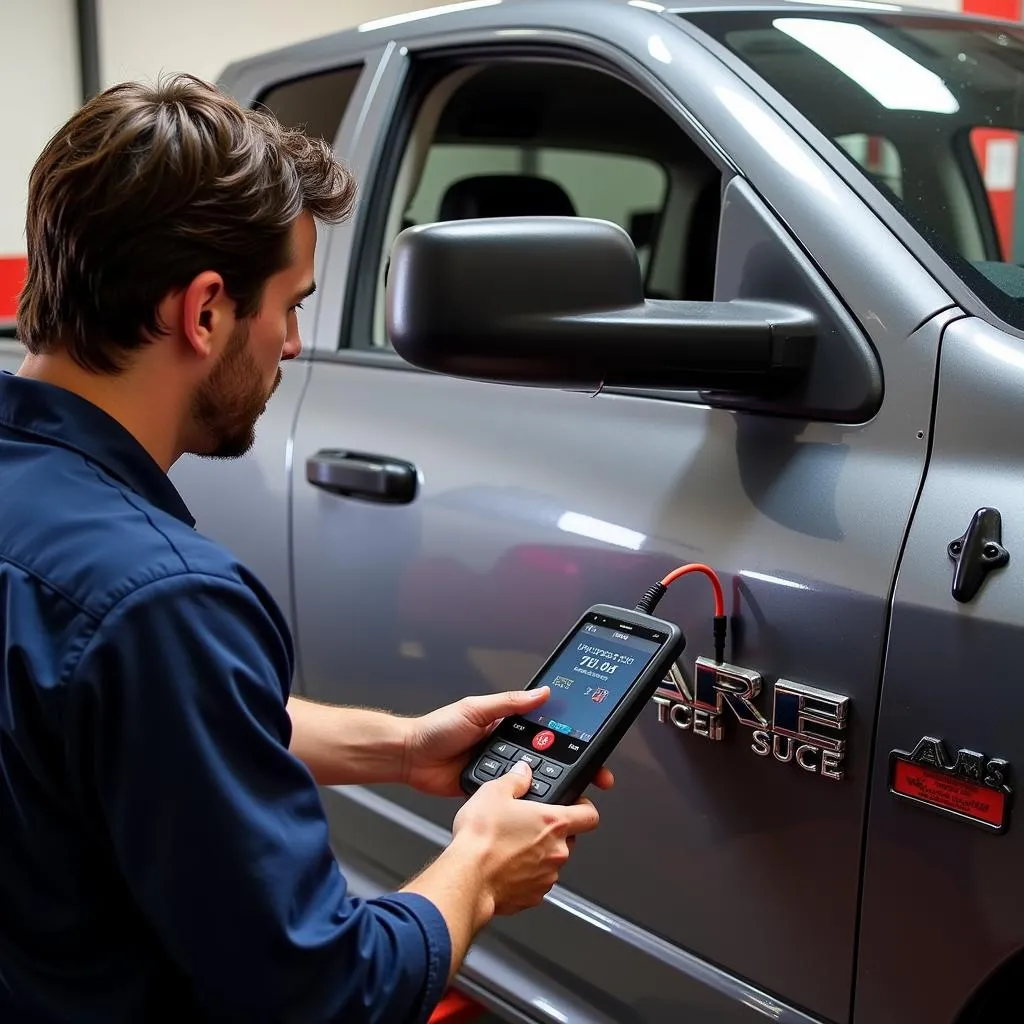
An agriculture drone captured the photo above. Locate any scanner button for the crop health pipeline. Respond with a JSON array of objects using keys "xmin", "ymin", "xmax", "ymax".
[
  {"xmin": 539, "ymin": 761, "xmax": 563, "ymax": 780},
  {"xmin": 516, "ymin": 752, "xmax": 543, "ymax": 770},
  {"xmin": 489, "ymin": 741, "xmax": 517, "ymax": 759},
  {"xmin": 476, "ymin": 757, "xmax": 504, "ymax": 778},
  {"xmin": 531, "ymin": 730, "xmax": 556, "ymax": 752},
  {"xmin": 529, "ymin": 778, "xmax": 551, "ymax": 797}
]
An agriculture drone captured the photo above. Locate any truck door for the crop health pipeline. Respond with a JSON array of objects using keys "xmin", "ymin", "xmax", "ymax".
[{"xmin": 288, "ymin": 11, "xmax": 954, "ymax": 1021}]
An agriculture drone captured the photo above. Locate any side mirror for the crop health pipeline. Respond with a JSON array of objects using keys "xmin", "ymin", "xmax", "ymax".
[{"xmin": 385, "ymin": 216, "xmax": 816, "ymax": 392}]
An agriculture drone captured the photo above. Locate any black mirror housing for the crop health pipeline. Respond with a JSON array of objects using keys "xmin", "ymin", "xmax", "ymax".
[{"xmin": 386, "ymin": 216, "xmax": 815, "ymax": 392}]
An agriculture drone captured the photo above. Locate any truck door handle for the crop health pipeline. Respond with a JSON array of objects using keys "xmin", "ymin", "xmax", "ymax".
[{"xmin": 305, "ymin": 449, "xmax": 418, "ymax": 504}]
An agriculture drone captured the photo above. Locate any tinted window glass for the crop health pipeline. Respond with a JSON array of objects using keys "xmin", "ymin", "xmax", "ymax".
[
  {"xmin": 685, "ymin": 11, "xmax": 1024, "ymax": 324},
  {"xmin": 258, "ymin": 64, "xmax": 362, "ymax": 145}
]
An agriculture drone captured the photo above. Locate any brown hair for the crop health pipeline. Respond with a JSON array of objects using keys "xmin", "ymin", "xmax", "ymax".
[{"xmin": 17, "ymin": 73, "xmax": 355, "ymax": 373}]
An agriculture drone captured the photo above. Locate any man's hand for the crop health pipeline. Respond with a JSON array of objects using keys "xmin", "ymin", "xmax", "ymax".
[
  {"xmin": 402, "ymin": 688, "xmax": 615, "ymax": 797},
  {"xmin": 450, "ymin": 761, "xmax": 601, "ymax": 915},
  {"xmin": 402, "ymin": 760, "xmax": 604, "ymax": 981}
]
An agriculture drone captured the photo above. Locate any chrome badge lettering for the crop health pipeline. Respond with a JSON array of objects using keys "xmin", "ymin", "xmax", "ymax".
[{"xmin": 652, "ymin": 657, "xmax": 850, "ymax": 781}]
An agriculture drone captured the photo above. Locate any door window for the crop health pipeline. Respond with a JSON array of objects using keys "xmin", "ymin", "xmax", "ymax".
[
  {"xmin": 361, "ymin": 59, "xmax": 722, "ymax": 349},
  {"xmin": 405, "ymin": 143, "xmax": 667, "ymax": 275}
]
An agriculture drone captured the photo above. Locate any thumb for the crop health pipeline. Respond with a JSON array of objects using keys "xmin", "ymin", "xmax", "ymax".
[
  {"xmin": 503, "ymin": 759, "xmax": 533, "ymax": 797},
  {"xmin": 463, "ymin": 686, "xmax": 550, "ymax": 727}
]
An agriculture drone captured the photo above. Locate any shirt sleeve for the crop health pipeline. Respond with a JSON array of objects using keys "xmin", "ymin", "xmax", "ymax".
[{"xmin": 63, "ymin": 570, "xmax": 451, "ymax": 1024}]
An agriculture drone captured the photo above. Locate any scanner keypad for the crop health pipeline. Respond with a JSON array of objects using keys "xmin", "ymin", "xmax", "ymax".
[{"xmin": 469, "ymin": 740, "xmax": 565, "ymax": 797}]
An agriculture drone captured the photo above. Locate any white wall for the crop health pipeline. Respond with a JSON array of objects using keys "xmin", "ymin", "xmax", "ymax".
[
  {"xmin": 0, "ymin": 0, "xmax": 427, "ymax": 258},
  {"xmin": 0, "ymin": 0, "xmax": 79, "ymax": 257},
  {"xmin": 99, "ymin": 0, "xmax": 430, "ymax": 89}
]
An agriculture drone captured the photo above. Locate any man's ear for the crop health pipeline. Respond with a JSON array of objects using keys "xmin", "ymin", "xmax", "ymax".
[{"xmin": 179, "ymin": 271, "xmax": 232, "ymax": 359}]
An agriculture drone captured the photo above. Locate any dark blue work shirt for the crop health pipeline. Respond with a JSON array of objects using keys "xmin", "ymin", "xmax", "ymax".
[{"xmin": 0, "ymin": 373, "xmax": 450, "ymax": 1023}]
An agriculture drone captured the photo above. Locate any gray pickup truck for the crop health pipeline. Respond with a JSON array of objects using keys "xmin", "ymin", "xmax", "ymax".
[{"xmin": 6, "ymin": 0, "xmax": 1024, "ymax": 1020}]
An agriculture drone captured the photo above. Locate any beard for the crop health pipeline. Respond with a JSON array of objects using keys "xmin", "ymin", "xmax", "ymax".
[{"xmin": 189, "ymin": 319, "xmax": 281, "ymax": 459}]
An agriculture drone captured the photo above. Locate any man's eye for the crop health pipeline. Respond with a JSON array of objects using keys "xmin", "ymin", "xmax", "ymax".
[{"xmin": 290, "ymin": 302, "xmax": 304, "ymax": 313}]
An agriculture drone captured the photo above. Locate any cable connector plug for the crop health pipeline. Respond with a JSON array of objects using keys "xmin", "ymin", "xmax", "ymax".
[
  {"xmin": 713, "ymin": 615, "xmax": 727, "ymax": 664},
  {"xmin": 634, "ymin": 582, "xmax": 667, "ymax": 615},
  {"xmin": 634, "ymin": 562, "xmax": 728, "ymax": 660}
]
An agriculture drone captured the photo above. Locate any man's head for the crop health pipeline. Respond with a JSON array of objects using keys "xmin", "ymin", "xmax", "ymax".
[{"xmin": 17, "ymin": 74, "xmax": 355, "ymax": 459}]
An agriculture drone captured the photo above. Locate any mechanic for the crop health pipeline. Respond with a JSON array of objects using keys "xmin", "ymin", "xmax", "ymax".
[{"xmin": 0, "ymin": 75, "xmax": 610, "ymax": 1023}]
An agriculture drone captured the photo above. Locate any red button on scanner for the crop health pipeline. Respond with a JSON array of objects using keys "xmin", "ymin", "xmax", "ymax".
[{"xmin": 531, "ymin": 730, "xmax": 556, "ymax": 751}]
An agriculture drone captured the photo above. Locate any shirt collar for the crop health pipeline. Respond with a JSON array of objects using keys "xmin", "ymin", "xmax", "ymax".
[{"xmin": 0, "ymin": 372, "xmax": 196, "ymax": 528}]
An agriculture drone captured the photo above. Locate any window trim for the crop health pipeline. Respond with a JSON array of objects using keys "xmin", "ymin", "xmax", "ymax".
[{"xmin": 332, "ymin": 39, "xmax": 736, "ymax": 358}]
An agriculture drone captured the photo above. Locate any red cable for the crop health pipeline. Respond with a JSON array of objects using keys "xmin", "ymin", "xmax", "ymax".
[{"xmin": 660, "ymin": 563, "xmax": 725, "ymax": 617}]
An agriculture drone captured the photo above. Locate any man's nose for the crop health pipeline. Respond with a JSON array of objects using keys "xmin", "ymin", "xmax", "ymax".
[{"xmin": 282, "ymin": 334, "xmax": 302, "ymax": 361}]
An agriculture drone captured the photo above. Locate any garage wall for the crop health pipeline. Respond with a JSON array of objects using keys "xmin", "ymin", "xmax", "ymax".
[
  {"xmin": 0, "ymin": 0, "xmax": 79, "ymax": 318},
  {"xmin": 98, "ymin": 0, "xmax": 429, "ymax": 89}
]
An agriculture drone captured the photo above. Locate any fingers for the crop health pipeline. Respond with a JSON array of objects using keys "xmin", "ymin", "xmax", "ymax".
[
  {"xmin": 592, "ymin": 766, "xmax": 615, "ymax": 790},
  {"xmin": 460, "ymin": 687, "xmax": 550, "ymax": 727},
  {"xmin": 558, "ymin": 797, "xmax": 601, "ymax": 836}
]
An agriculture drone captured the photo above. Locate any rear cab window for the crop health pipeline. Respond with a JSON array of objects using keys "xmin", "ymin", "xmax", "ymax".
[{"xmin": 257, "ymin": 64, "xmax": 363, "ymax": 145}]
